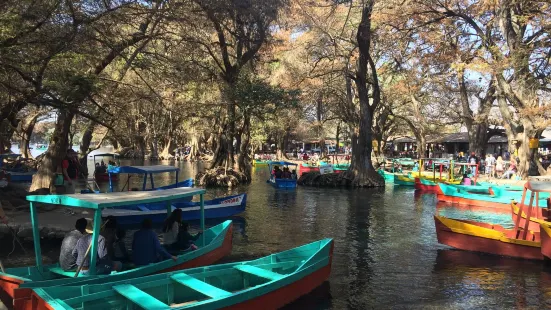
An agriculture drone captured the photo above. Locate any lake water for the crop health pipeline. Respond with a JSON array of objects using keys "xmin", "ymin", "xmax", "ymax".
[{"xmin": 4, "ymin": 157, "xmax": 551, "ymax": 309}]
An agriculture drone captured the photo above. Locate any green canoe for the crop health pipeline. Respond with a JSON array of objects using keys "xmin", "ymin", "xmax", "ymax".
[{"xmin": 30, "ymin": 239, "xmax": 334, "ymax": 310}]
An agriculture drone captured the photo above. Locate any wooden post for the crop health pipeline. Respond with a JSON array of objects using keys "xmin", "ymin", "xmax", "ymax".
[
  {"xmin": 514, "ymin": 186, "xmax": 528, "ymax": 236},
  {"xmin": 200, "ymin": 193, "xmax": 205, "ymax": 245},
  {"xmin": 522, "ymin": 192, "xmax": 536, "ymax": 240},
  {"xmin": 88, "ymin": 210, "xmax": 102, "ymax": 275},
  {"xmin": 29, "ymin": 202, "xmax": 43, "ymax": 271},
  {"xmin": 150, "ymin": 173, "xmax": 155, "ymax": 189},
  {"xmin": 142, "ymin": 174, "xmax": 147, "ymax": 191}
]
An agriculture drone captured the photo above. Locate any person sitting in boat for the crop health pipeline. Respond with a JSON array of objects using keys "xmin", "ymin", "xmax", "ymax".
[
  {"xmin": 107, "ymin": 160, "xmax": 117, "ymax": 171},
  {"xmin": 176, "ymin": 222, "xmax": 201, "ymax": 251},
  {"xmin": 59, "ymin": 218, "xmax": 87, "ymax": 271},
  {"xmin": 412, "ymin": 162, "xmax": 419, "ymax": 172},
  {"xmin": 302, "ymin": 153, "xmax": 309, "ymax": 160},
  {"xmin": 461, "ymin": 173, "xmax": 472, "ymax": 185},
  {"xmin": 272, "ymin": 166, "xmax": 283, "ymax": 179},
  {"xmin": 282, "ymin": 167, "xmax": 292, "ymax": 179},
  {"xmin": 291, "ymin": 169, "xmax": 297, "ymax": 179},
  {"xmin": 113, "ymin": 229, "xmax": 130, "ymax": 263},
  {"xmin": 133, "ymin": 218, "xmax": 177, "ymax": 266},
  {"xmin": 73, "ymin": 219, "xmax": 122, "ymax": 275},
  {"xmin": 101, "ymin": 216, "xmax": 118, "ymax": 260},
  {"xmin": 162, "ymin": 208, "xmax": 183, "ymax": 251}
]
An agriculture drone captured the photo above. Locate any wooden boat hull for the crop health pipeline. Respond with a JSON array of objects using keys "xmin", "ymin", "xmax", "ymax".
[
  {"xmin": 540, "ymin": 223, "xmax": 551, "ymax": 260},
  {"xmin": 299, "ymin": 164, "xmax": 319, "ymax": 176},
  {"xmin": 6, "ymin": 172, "xmax": 35, "ymax": 182},
  {"xmin": 27, "ymin": 239, "xmax": 333, "ymax": 310},
  {"xmin": 0, "ymin": 221, "xmax": 233, "ymax": 309},
  {"xmin": 269, "ymin": 178, "xmax": 297, "ymax": 188},
  {"xmin": 94, "ymin": 172, "xmax": 118, "ymax": 182},
  {"xmin": 394, "ymin": 174, "xmax": 414, "ymax": 186},
  {"xmin": 252, "ymin": 160, "xmax": 269, "ymax": 167},
  {"xmin": 102, "ymin": 194, "xmax": 247, "ymax": 225},
  {"xmin": 434, "ymin": 216, "xmax": 543, "ymax": 260}
]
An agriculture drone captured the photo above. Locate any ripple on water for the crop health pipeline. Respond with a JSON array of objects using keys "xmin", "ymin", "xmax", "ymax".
[{"xmin": 4, "ymin": 162, "xmax": 551, "ymax": 308}]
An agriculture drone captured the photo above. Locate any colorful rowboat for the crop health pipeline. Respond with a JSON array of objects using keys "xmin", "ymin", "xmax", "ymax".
[
  {"xmin": 0, "ymin": 188, "xmax": 233, "ymax": 309},
  {"xmin": 28, "ymin": 238, "xmax": 333, "ymax": 310},
  {"xmin": 332, "ymin": 163, "xmax": 350, "ymax": 173},
  {"xmin": 414, "ymin": 177, "xmax": 461, "ymax": 192},
  {"xmin": 102, "ymin": 193, "xmax": 247, "ymax": 226},
  {"xmin": 434, "ymin": 215, "xmax": 542, "ymax": 260},
  {"xmin": 393, "ymin": 174, "xmax": 415, "ymax": 186},
  {"xmin": 268, "ymin": 161, "xmax": 298, "ymax": 189},
  {"xmin": 436, "ymin": 183, "xmax": 548, "ymax": 210},
  {"xmin": 377, "ymin": 170, "xmax": 394, "ymax": 183},
  {"xmin": 298, "ymin": 163, "xmax": 319, "ymax": 176},
  {"xmin": 252, "ymin": 160, "xmax": 269, "ymax": 167}
]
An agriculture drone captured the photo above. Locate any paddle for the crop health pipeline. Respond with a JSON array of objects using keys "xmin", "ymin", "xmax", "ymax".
[{"xmin": 74, "ymin": 219, "xmax": 109, "ymax": 277}]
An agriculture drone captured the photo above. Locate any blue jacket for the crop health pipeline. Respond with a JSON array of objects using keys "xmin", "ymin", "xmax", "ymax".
[{"xmin": 132, "ymin": 229, "xmax": 172, "ymax": 266}]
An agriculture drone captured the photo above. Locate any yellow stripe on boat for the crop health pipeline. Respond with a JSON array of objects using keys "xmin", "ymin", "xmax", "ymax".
[{"xmin": 436, "ymin": 216, "xmax": 540, "ymax": 247}]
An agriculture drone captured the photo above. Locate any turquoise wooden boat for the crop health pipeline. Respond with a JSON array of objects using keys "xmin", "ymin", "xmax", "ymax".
[
  {"xmin": 377, "ymin": 169, "xmax": 394, "ymax": 183},
  {"xmin": 29, "ymin": 239, "xmax": 333, "ymax": 310},
  {"xmin": 0, "ymin": 188, "xmax": 233, "ymax": 309},
  {"xmin": 436, "ymin": 183, "xmax": 548, "ymax": 210},
  {"xmin": 394, "ymin": 174, "xmax": 415, "ymax": 186}
]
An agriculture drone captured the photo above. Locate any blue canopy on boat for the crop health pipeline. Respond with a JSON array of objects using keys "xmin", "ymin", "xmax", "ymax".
[
  {"xmin": 108, "ymin": 165, "xmax": 179, "ymax": 174},
  {"xmin": 267, "ymin": 161, "xmax": 298, "ymax": 167}
]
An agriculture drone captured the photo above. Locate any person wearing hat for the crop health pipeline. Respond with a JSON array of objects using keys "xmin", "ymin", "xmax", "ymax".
[
  {"xmin": 62, "ymin": 149, "xmax": 79, "ymax": 194},
  {"xmin": 72, "ymin": 218, "xmax": 122, "ymax": 275},
  {"xmin": 59, "ymin": 218, "xmax": 87, "ymax": 271}
]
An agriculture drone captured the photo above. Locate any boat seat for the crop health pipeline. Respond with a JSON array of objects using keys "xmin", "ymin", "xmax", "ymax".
[
  {"xmin": 170, "ymin": 273, "xmax": 231, "ymax": 299},
  {"xmin": 233, "ymin": 265, "xmax": 284, "ymax": 281},
  {"xmin": 137, "ymin": 205, "xmax": 150, "ymax": 211},
  {"xmin": 48, "ymin": 267, "xmax": 77, "ymax": 278},
  {"xmin": 113, "ymin": 284, "xmax": 169, "ymax": 309}
]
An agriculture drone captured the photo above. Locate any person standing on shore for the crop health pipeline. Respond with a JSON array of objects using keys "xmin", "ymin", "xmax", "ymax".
[{"xmin": 61, "ymin": 149, "xmax": 79, "ymax": 194}]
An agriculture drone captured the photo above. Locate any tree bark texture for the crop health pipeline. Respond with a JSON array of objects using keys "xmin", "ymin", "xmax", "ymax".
[{"xmin": 30, "ymin": 111, "xmax": 74, "ymax": 192}]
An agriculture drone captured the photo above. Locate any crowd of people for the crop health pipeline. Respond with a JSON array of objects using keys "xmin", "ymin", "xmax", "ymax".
[
  {"xmin": 272, "ymin": 166, "xmax": 297, "ymax": 179},
  {"xmin": 59, "ymin": 210, "xmax": 201, "ymax": 275}
]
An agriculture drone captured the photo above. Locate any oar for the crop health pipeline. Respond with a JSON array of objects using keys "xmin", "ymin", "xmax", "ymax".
[{"xmin": 74, "ymin": 219, "xmax": 109, "ymax": 277}]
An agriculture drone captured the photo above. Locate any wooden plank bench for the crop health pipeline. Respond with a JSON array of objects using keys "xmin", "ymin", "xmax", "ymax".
[
  {"xmin": 170, "ymin": 273, "xmax": 231, "ymax": 299},
  {"xmin": 233, "ymin": 265, "xmax": 284, "ymax": 281},
  {"xmin": 113, "ymin": 284, "xmax": 169, "ymax": 309}
]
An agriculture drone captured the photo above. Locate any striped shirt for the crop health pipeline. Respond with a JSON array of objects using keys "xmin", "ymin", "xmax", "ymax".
[{"xmin": 71, "ymin": 234, "xmax": 108, "ymax": 267}]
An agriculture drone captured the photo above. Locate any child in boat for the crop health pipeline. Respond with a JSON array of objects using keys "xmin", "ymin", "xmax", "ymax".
[
  {"xmin": 461, "ymin": 173, "xmax": 472, "ymax": 185},
  {"xmin": 176, "ymin": 222, "xmax": 201, "ymax": 251}
]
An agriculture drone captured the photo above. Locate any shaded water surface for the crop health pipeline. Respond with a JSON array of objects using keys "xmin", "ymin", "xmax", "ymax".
[{"xmin": 5, "ymin": 160, "xmax": 551, "ymax": 309}]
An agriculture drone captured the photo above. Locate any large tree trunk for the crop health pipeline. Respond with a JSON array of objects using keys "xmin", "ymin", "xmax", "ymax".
[
  {"xmin": 237, "ymin": 112, "xmax": 252, "ymax": 181},
  {"xmin": 30, "ymin": 111, "xmax": 74, "ymax": 192},
  {"xmin": 79, "ymin": 121, "xmax": 96, "ymax": 176},
  {"xmin": 345, "ymin": 0, "xmax": 384, "ymax": 187},
  {"xmin": 18, "ymin": 113, "xmax": 39, "ymax": 159},
  {"xmin": 189, "ymin": 130, "xmax": 200, "ymax": 162}
]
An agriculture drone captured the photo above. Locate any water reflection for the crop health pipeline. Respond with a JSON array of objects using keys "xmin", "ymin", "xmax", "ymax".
[{"xmin": 7, "ymin": 159, "xmax": 551, "ymax": 308}]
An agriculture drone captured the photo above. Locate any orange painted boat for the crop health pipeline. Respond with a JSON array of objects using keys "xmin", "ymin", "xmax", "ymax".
[
  {"xmin": 434, "ymin": 215, "xmax": 543, "ymax": 260},
  {"xmin": 0, "ymin": 188, "xmax": 232, "ymax": 310}
]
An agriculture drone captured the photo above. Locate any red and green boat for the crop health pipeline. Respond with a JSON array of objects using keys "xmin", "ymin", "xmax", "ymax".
[{"xmin": 27, "ymin": 239, "xmax": 333, "ymax": 310}]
